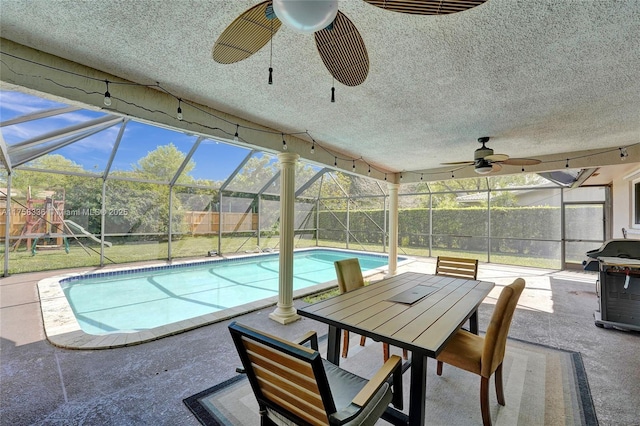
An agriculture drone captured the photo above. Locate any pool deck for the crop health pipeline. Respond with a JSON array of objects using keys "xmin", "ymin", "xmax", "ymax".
[
  {"xmin": 1, "ymin": 255, "xmax": 639, "ymax": 425},
  {"xmin": 35, "ymin": 250, "xmax": 403, "ymax": 349}
]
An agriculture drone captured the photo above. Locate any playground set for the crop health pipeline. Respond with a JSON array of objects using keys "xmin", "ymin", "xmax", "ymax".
[{"xmin": 3, "ymin": 188, "xmax": 110, "ymax": 255}]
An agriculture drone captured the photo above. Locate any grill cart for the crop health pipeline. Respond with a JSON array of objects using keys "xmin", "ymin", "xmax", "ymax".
[{"xmin": 583, "ymin": 240, "xmax": 640, "ymax": 331}]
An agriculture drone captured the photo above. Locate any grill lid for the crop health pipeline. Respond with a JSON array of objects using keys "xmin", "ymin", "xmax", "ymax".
[{"xmin": 586, "ymin": 240, "xmax": 640, "ymax": 260}]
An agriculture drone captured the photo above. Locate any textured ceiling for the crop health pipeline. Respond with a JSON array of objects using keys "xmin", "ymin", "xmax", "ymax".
[{"xmin": 1, "ymin": 0, "xmax": 639, "ymax": 180}]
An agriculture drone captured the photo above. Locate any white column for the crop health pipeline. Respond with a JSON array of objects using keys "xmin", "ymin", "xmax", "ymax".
[
  {"xmin": 269, "ymin": 152, "xmax": 301, "ymax": 324},
  {"xmin": 387, "ymin": 182, "xmax": 399, "ymax": 276}
]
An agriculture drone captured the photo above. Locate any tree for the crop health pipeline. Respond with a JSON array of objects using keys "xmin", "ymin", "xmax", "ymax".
[{"xmin": 132, "ymin": 143, "xmax": 195, "ymax": 184}]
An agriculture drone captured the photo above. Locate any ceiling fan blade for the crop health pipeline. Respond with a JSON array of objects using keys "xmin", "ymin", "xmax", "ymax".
[
  {"xmin": 484, "ymin": 153, "xmax": 509, "ymax": 162},
  {"xmin": 440, "ymin": 161, "xmax": 474, "ymax": 165},
  {"xmin": 502, "ymin": 158, "xmax": 542, "ymax": 166},
  {"xmin": 492, "ymin": 163, "xmax": 503, "ymax": 172},
  {"xmin": 362, "ymin": 0, "xmax": 488, "ymax": 15},
  {"xmin": 315, "ymin": 11, "xmax": 369, "ymax": 87},
  {"xmin": 212, "ymin": 1, "xmax": 282, "ymax": 64}
]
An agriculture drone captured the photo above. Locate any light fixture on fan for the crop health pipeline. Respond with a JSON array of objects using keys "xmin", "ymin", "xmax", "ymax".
[
  {"xmin": 474, "ymin": 159, "xmax": 494, "ymax": 174},
  {"xmin": 272, "ymin": 0, "xmax": 338, "ymax": 33}
]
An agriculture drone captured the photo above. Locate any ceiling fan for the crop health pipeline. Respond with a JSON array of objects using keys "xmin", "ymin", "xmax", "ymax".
[
  {"xmin": 212, "ymin": 1, "xmax": 488, "ymax": 88},
  {"xmin": 442, "ymin": 137, "xmax": 542, "ymax": 174}
]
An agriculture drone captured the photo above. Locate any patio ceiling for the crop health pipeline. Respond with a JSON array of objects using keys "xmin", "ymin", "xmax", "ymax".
[{"xmin": 0, "ymin": 0, "xmax": 639, "ymax": 182}]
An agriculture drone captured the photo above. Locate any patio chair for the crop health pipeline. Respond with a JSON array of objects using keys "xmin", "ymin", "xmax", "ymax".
[
  {"xmin": 436, "ymin": 256, "xmax": 480, "ymax": 332},
  {"xmin": 435, "ymin": 278, "xmax": 525, "ymax": 426},
  {"xmin": 435, "ymin": 256, "xmax": 479, "ymax": 280},
  {"xmin": 228, "ymin": 321, "xmax": 403, "ymax": 426},
  {"xmin": 334, "ymin": 259, "xmax": 408, "ymax": 361}
]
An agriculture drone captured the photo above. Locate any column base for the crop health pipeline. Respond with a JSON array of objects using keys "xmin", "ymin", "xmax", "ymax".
[{"xmin": 269, "ymin": 306, "xmax": 301, "ymax": 325}]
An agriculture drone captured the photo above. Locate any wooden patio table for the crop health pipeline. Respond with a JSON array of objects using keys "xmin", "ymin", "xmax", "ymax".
[{"xmin": 298, "ymin": 271, "xmax": 494, "ymax": 426}]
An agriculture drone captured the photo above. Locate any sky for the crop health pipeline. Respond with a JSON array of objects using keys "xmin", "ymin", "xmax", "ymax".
[{"xmin": 0, "ymin": 90, "xmax": 253, "ymax": 181}]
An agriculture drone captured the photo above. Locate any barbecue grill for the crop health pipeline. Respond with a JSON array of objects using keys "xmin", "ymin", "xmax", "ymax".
[{"xmin": 583, "ymin": 239, "xmax": 640, "ymax": 331}]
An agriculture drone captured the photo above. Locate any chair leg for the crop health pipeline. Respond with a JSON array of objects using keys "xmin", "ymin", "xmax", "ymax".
[
  {"xmin": 260, "ymin": 409, "xmax": 277, "ymax": 426},
  {"xmin": 436, "ymin": 360, "xmax": 443, "ymax": 376},
  {"xmin": 495, "ymin": 363, "xmax": 505, "ymax": 406},
  {"xmin": 359, "ymin": 335, "xmax": 366, "ymax": 346},
  {"xmin": 342, "ymin": 330, "xmax": 349, "ymax": 358},
  {"xmin": 480, "ymin": 376, "xmax": 492, "ymax": 426},
  {"xmin": 383, "ymin": 343, "xmax": 390, "ymax": 362}
]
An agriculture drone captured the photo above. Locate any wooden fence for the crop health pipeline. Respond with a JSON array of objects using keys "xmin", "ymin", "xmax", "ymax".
[{"xmin": 183, "ymin": 211, "xmax": 259, "ymax": 234}]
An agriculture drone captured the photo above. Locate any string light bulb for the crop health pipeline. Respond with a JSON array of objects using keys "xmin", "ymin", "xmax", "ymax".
[
  {"xmin": 367, "ymin": 166, "xmax": 371, "ymax": 177},
  {"xmin": 420, "ymin": 174, "xmax": 423, "ymax": 181},
  {"xmin": 334, "ymin": 157, "xmax": 337, "ymax": 167},
  {"xmin": 331, "ymin": 86, "xmax": 335, "ymax": 103},
  {"xmin": 310, "ymin": 141, "xmax": 315, "ymax": 154},
  {"xmin": 103, "ymin": 80, "xmax": 111, "ymax": 106},
  {"xmin": 177, "ymin": 99, "xmax": 183, "ymax": 120},
  {"xmin": 384, "ymin": 173, "xmax": 387, "ymax": 181},
  {"xmin": 269, "ymin": 67, "xmax": 273, "ymax": 85},
  {"xmin": 234, "ymin": 125, "xmax": 239, "ymax": 142},
  {"xmin": 620, "ymin": 147, "xmax": 628, "ymax": 160},
  {"xmin": 282, "ymin": 133, "xmax": 288, "ymax": 151},
  {"xmin": 352, "ymin": 160, "xmax": 356, "ymax": 171},
  {"xmin": 565, "ymin": 159, "xmax": 569, "ymax": 168}
]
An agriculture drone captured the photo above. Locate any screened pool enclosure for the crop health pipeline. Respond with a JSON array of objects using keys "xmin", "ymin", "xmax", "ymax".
[{"xmin": 1, "ymin": 90, "xmax": 607, "ymax": 275}]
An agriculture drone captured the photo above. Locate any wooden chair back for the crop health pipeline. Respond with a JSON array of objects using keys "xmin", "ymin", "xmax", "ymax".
[
  {"xmin": 229, "ymin": 322, "xmax": 334, "ymax": 425},
  {"xmin": 481, "ymin": 278, "xmax": 525, "ymax": 378},
  {"xmin": 334, "ymin": 258, "xmax": 365, "ymax": 294},
  {"xmin": 436, "ymin": 256, "xmax": 479, "ymax": 280}
]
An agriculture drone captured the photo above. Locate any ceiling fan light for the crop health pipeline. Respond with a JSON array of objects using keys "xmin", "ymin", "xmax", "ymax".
[
  {"xmin": 475, "ymin": 165, "xmax": 493, "ymax": 174},
  {"xmin": 273, "ymin": 0, "xmax": 338, "ymax": 34}
]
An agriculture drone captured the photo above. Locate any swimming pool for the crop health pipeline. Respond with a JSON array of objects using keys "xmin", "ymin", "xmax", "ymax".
[{"xmin": 37, "ymin": 248, "xmax": 410, "ymax": 349}]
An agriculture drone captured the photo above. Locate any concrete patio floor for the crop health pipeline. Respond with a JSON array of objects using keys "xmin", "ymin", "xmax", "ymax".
[{"xmin": 1, "ymin": 256, "xmax": 638, "ymax": 425}]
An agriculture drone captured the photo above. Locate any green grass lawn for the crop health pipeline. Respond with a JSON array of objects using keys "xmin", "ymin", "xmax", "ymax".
[{"xmin": 0, "ymin": 236, "xmax": 560, "ymax": 275}]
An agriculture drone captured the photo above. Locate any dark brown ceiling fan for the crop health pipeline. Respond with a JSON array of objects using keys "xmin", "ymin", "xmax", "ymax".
[
  {"xmin": 441, "ymin": 137, "xmax": 542, "ymax": 174},
  {"xmin": 212, "ymin": 1, "xmax": 488, "ymax": 88}
]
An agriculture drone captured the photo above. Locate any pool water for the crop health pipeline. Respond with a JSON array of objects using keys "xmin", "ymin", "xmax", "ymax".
[{"xmin": 61, "ymin": 249, "xmax": 399, "ymax": 334}]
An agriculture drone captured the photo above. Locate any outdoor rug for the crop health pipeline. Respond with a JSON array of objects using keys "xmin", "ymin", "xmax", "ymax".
[{"xmin": 184, "ymin": 338, "xmax": 597, "ymax": 425}]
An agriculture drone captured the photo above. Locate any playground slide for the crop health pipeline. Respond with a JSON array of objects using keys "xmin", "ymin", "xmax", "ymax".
[{"xmin": 64, "ymin": 220, "xmax": 112, "ymax": 247}]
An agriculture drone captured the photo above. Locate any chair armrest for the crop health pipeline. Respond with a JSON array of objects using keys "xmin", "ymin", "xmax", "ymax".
[
  {"xmin": 294, "ymin": 330, "xmax": 319, "ymax": 351},
  {"xmin": 352, "ymin": 354, "xmax": 402, "ymax": 408}
]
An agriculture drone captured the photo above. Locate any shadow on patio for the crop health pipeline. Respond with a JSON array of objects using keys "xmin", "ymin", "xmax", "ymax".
[{"xmin": 1, "ymin": 258, "xmax": 638, "ymax": 425}]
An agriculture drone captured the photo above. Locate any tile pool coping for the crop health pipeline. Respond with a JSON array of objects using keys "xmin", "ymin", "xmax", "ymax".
[{"xmin": 37, "ymin": 248, "xmax": 413, "ymax": 350}]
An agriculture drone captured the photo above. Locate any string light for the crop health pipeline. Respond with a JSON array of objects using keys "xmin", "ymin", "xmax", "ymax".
[
  {"xmin": 331, "ymin": 86, "xmax": 335, "ymax": 103},
  {"xmin": 103, "ymin": 80, "xmax": 111, "ymax": 106},
  {"xmin": 282, "ymin": 133, "xmax": 288, "ymax": 151},
  {"xmin": 400, "ymin": 173, "xmax": 403, "ymax": 180},
  {"xmin": 352, "ymin": 160, "xmax": 356, "ymax": 171},
  {"xmin": 6, "ymin": 51, "xmax": 638, "ymax": 185},
  {"xmin": 310, "ymin": 140, "xmax": 315, "ymax": 154},
  {"xmin": 620, "ymin": 147, "xmax": 628, "ymax": 160},
  {"xmin": 334, "ymin": 157, "xmax": 337, "ymax": 167},
  {"xmin": 384, "ymin": 173, "xmax": 387, "ymax": 181}
]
